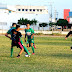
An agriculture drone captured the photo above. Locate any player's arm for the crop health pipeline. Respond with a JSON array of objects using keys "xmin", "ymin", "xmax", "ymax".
[
  {"xmin": 65, "ymin": 31, "xmax": 72, "ymax": 40},
  {"xmin": 19, "ymin": 28, "xmax": 26, "ymax": 30},
  {"xmin": 31, "ymin": 33, "xmax": 34, "ymax": 39},
  {"xmin": 31, "ymin": 29, "xmax": 35, "ymax": 39},
  {"xmin": 5, "ymin": 33, "xmax": 11, "ymax": 40},
  {"xmin": 5, "ymin": 29, "xmax": 11, "ymax": 39}
]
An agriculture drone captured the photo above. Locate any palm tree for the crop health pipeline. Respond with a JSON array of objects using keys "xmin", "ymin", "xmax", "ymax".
[
  {"xmin": 18, "ymin": 18, "xmax": 30, "ymax": 26},
  {"xmin": 39, "ymin": 23, "xmax": 48, "ymax": 31},
  {"xmin": 18, "ymin": 18, "xmax": 23, "ymax": 25}
]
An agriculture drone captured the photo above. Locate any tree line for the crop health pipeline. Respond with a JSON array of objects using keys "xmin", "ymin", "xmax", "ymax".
[
  {"xmin": 18, "ymin": 18, "xmax": 70, "ymax": 31},
  {"xmin": 18, "ymin": 18, "xmax": 48, "ymax": 29}
]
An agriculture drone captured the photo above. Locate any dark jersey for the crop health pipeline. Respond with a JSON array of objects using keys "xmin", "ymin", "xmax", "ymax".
[
  {"xmin": 11, "ymin": 29, "xmax": 22, "ymax": 42},
  {"xmin": 66, "ymin": 31, "xmax": 72, "ymax": 37}
]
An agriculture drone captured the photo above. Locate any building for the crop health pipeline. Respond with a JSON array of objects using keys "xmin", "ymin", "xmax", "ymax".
[
  {"xmin": 69, "ymin": 12, "xmax": 72, "ymax": 24},
  {"xmin": 15, "ymin": 5, "xmax": 48, "ymax": 14},
  {"xmin": 0, "ymin": 4, "xmax": 49, "ymax": 30},
  {"xmin": 64, "ymin": 9, "xmax": 70, "ymax": 22}
]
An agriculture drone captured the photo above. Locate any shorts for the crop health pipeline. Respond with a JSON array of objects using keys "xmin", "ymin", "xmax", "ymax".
[
  {"xmin": 11, "ymin": 40, "xmax": 23, "ymax": 49},
  {"xmin": 26, "ymin": 39, "xmax": 34, "ymax": 44},
  {"xmin": 28, "ymin": 43, "xmax": 34, "ymax": 47}
]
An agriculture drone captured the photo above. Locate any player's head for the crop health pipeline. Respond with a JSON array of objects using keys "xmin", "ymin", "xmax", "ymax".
[
  {"xmin": 26, "ymin": 24, "xmax": 30, "ymax": 28},
  {"xmin": 12, "ymin": 23, "xmax": 17, "ymax": 27},
  {"xmin": 16, "ymin": 25, "xmax": 20, "ymax": 31}
]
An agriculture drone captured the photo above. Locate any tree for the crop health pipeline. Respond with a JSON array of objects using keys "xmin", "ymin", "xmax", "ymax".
[
  {"xmin": 49, "ymin": 22, "xmax": 56, "ymax": 27},
  {"xmin": 56, "ymin": 19, "xmax": 68, "ymax": 31},
  {"xmin": 23, "ymin": 18, "xmax": 30, "ymax": 25},
  {"xmin": 32, "ymin": 19, "xmax": 37, "ymax": 25},
  {"xmin": 18, "ymin": 18, "xmax": 30, "ymax": 28},
  {"xmin": 18, "ymin": 18, "xmax": 23, "ymax": 25},
  {"xmin": 39, "ymin": 23, "xmax": 48, "ymax": 31},
  {"xmin": 18, "ymin": 18, "xmax": 38, "ymax": 26}
]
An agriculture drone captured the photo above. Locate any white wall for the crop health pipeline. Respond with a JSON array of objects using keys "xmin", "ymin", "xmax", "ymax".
[{"xmin": 0, "ymin": 12, "xmax": 49, "ymax": 30}]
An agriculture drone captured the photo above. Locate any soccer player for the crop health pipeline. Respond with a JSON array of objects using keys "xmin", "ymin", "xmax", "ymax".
[
  {"xmin": 5, "ymin": 23, "xmax": 17, "ymax": 57},
  {"xmin": 5, "ymin": 23, "xmax": 30, "ymax": 57},
  {"xmin": 7, "ymin": 25, "xmax": 31, "ymax": 58},
  {"xmin": 11, "ymin": 29, "xmax": 24, "ymax": 58},
  {"xmin": 11, "ymin": 25, "xmax": 31, "ymax": 58},
  {"xmin": 24, "ymin": 24, "xmax": 35, "ymax": 55},
  {"xmin": 65, "ymin": 31, "xmax": 72, "ymax": 51}
]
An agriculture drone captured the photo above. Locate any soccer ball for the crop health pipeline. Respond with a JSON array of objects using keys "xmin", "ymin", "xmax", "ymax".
[{"xmin": 25, "ymin": 54, "xmax": 30, "ymax": 57}]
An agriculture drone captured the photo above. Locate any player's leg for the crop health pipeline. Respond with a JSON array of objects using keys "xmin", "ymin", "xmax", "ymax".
[
  {"xmin": 19, "ymin": 38, "xmax": 31, "ymax": 55},
  {"xmin": 20, "ymin": 37, "xmax": 23, "ymax": 45},
  {"xmin": 30, "ymin": 40, "xmax": 35, "ymax": 55},
  {"xmin": 33, "ymin": 43, "xmax": 36, "ymax": 49},
  {"xmin": 17, "ymin": 48, "xmax": 24, "ymax": 58},
  {"xmin": 32, "ymin": 39, "xmax": 36, "ymax": 49},
  {"xmin": 10, "ymin": 41, "xmax": 13, "ymax": 57},
  {"xmin": 11, "ymin": 46, "xmax": 13, "ymax": 57},
  {"xmin": 31, "ymin": 43, "xmax": 35, "ymax": 55},
  {"xmin": 23, "ymin": 40, "xmax": 31, "ymax": 55},
  {"xmin": 18, "ymin": 48, "xmax": 24, "ymax": 55},
  {"xmin": 17, "ymin": 42, "xmax": 24, "ymax": 58},
  {"xmin": 26, "ymin": 40, "xmax": 29, "ymax": 47},
  {"xmin": 23, "ymin": 46, "xmax": 31, "ymax": 55},
  {"xmin": 11, "ymin": 41, "xmax": 18, "ymax": 57},
  {"xmin": 19, "ymin": 37, "xmax": 28, "ymax": 53}
]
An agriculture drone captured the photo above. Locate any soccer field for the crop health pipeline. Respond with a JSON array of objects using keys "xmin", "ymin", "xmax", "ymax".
[{"xmin": 0, "ymin": 36, "xmax": 72, "ymax": 72}]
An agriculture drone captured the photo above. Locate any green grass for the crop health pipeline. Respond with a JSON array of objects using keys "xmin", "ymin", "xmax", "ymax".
[{"xmin": 0, "ymin": 36, "xmax": 72, "ymax": 72}]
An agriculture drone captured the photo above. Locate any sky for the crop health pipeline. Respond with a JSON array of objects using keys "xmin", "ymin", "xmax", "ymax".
[{"xmin": 0, "ymin": 0, "xmax": 72, "ymax": 19}]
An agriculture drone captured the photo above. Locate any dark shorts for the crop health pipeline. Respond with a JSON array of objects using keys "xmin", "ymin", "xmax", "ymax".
[
  {"xmin": 26, "ymin": 39, "xmax": 34, "ymax": 44},
  {"xmin": 12, "ymin": 41, "xmax": 23, "ymax": 49},
  {"xmin": 27, "ymin": 43, "xmax": 34, "ymax": 47}
]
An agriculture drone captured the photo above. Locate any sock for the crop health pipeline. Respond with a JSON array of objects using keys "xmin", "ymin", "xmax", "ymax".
[
  {"xmin": 32, "ymin": 46, "xmax": 34, "ymax": 53},
  {"xmin": 11, "ymin": 48, "xmax": 13, "ymax": 57},
  {"xmin": 23, "ymin": 46, "xmax": 31, "ymax": 55}
]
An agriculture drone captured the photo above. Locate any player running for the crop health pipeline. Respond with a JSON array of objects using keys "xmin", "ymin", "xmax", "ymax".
[
  {"xmin": 65, "ymin": 31, "xmax": 72, "ymax": 51},
  {"xmin": 24, "ymin": 24, "xmax": 35, "ymax": 55}
]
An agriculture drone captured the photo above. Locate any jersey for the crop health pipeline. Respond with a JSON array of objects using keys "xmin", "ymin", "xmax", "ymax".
[
  {"xmin": 25, "ymin": 28, "xmax": 34, "ymax": 40},
  {"xmin": 7, "ymin": 27, "xmax": 16, "ymax": 39},
  {"xmin": 11, "ymin": 29, "xmax": 24, "ymax": 49},
  {"xmin": 11, "ymin": 29, "xmax": 22, "ymax": 42}
]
